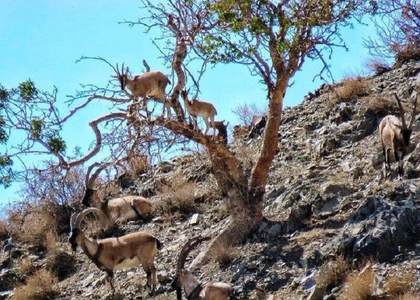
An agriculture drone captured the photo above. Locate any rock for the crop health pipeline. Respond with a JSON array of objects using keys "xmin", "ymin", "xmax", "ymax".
[
  {"xmin": 307, "ymin": 284, "xmax": 327, "ymax": 300},
  {"xmin": 189, "ymin": 213, "xmax": 199, "ymax": 225}
]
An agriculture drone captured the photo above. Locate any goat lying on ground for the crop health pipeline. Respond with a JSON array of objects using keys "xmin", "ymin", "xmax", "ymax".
[
  {"xmin": 172, "ymin": 236, "xmax": 234, "ymax": 300},
  {"xmin": 81, "ymin": 187, "xmax": 153, "ymax": 226},
  {"xmin": 114, "ymin": 63, "xmax": 171, "ymax": 118},
  {"xmin": 181, "ymin": 90, "xmax": 218, "ymax": 136},
  {"xmin": 379, "ymin": 92, "xmax": 418, "ymax": 179},
  {"xmin": 68, "ymin": 208, "xmax": 161, "ymax": 295}
]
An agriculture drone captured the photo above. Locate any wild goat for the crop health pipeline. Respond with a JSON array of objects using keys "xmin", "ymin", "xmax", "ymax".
[
  {"xmin": 114, "ymin": 63, "xmax": 171, "ymax": 118},
  {"xmin": 172, "ymin": 236, "xmax": 234, "ymax": 300},
  {"xmin": 81, "ymin": 188, "xmax": 153, "ymax": 226},
  {"xmin": 82, "ymin": 167, "xmax": 153, "ymax": 226},
  {"xmin": 181, "ymin": 90, "xmax": 218, "ymax": 136},
  {"xmin": 379, "ymin": 92, "xmax": 418, "ymax": 179},
  {"xmin": 68, "ymin": 208, "xmax": 161, "ymax": 295}
]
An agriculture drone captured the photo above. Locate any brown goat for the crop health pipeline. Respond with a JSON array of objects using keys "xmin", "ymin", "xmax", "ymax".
[
  {"xmin": 68, "ymin": 208, "xmax": 161, "ymax": 295},
  {"xmin": 114, "ymin": 64, "xmax": 171, "ymax": 118},
  {"xmin": 172, "ymin": 236, "xmax": 234, "ymax": 300},
  {"xmin": 181, "ymin": 90, "xmax": 218, "ymax": 136},
  {"xmin": 82, "ymin": 164, "xmax": 154, "ymax": 226},
  {"xmin": 379, "ymin": 93, "xmax": 418, "ymax": 179},
  {"xmin": 81, "ymin": 188, "xmax": 153, "ymax": 225}
]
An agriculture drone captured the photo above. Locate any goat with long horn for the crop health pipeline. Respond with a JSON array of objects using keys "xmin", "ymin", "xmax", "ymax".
[
  {"xmin": 172, "ymin": 236, "xmax": 234, "ymax": 300},
  {"xmin": 68, "ymin": 208, "xmax": 161, "ymax": 295},
  {"xmin": 379, "ymin": 92, "xmax": 418, "ymax": 179},
  {"xmin": 114, "ymin": 63, "xmax": 171, "ymax": 118},
  {"xmin": 81, "ymin": 164, "xmax": 154, "ymax": 226}
]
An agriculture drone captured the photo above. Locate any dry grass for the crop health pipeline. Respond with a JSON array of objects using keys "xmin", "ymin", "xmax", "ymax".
[
  {"xmin": 128, "ymin": 154, "xmax": 149, "ymax": 175},
  {"xmin": 11, "ymin": 269, "xmax": 58, "ymax": 300},
  {"xmin": 14, "ymin": 257, "xmax": 36, "ymax": 279},
  {"xmin": 0, "ymin": 219, "xmax": 8, "ymax": 240},
  {"xmin": 155, "ymin": 173, "xmax": 197, "ymax": 216},
  {"xmin": 317, "ymin": 255, "xmax": 349, "ymax": 290},
  {"xmin": 340, "ymin": 264, "xmax": 375, "ymax": 300},
  {"xmin": 395, "ymin": 45, "xmax": 420, "ymax": 68},
  {"xmin": 45, "ymin": 248, "xmax": 78, "ymax": 281},
  {"xmin": 365, "ymin": 58, "xmax": 391, "ymax": 75},
  {"xmin": 397, "ymin": 292, "xmax": 420, "ymax": 300},
  {"xmin": 384, "ymin": 269, "xmax": 416, "ymax": 298},
  {"xmin": 7, "ymin": 202, "xmax": 59, "ymax": 249},
  {"xmin": 335, "ymin": 76, "xmax": 369, "ymax": 102},
  {"xmin": 208, "ymin": 240, "xmax": 238, "ymax": 267}
]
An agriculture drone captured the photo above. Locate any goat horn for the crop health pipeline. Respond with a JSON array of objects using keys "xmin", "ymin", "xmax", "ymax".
[
  {"xmin": 70, "ymin": 212, "xmax": 79, "ymax": 230},
  {"xmin": 73, "ymin": 208, "xmax": 107, "ymax": 230},
  {"xmin": 393, "ymin": 93, "xmax": 407, "ymax": 129},
  {"xmin": 177, "ymin": 236, "xmax": 211, "ymax": 273}
]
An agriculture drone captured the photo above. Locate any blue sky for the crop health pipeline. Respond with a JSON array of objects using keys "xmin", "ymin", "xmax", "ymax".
[{"xmin": 0, "ymin": 0, "xmax": 377, "ymax": 206}]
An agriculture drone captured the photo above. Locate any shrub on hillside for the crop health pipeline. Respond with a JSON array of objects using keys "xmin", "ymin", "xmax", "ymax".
[
  {"xmin": 0, "ymin": 219, "xmax": 8, "ymax": 241},
  {"xmin": 208, "ymin": 239, "xmax": 238, "ymax": 267},
  {"xmin": 11, "ymin": 269, "xmax": 58, "ymax": 300},
  {"xmin": 7, "ymin": 202, "xmax": 59, "ymax": 249},
  {"xmin": 335, "ymin": 77, "xmax": 369, "ymax": 102},
  {"xmin": 155, "ymin": 173, "xmax": 198, "ymax": 216},
  {"xmin": 317, "ymin": 255, "xmax": 349, "ymax": 291},
  {"xmin": 45, "ymin": 248, "xmax": 77, "ymax": 281},
  {"xmin": 365, "ymin": 58, "xmax": 391, "ymax": 76},
  {"xmin": 384, "ymin": 269, "xmax": 416, "ymax": 298},
  {"xmin": 395, "ymin": 45, "xmax": 420, "ymax": 68},
  {"xmin": 340, "ymin": 264, "xmax": 375, "ymax": 300}
]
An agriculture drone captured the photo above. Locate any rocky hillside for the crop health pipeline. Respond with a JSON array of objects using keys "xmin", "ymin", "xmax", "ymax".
[{"xmin": 2, "ymin": 60, "xmax": 420, "ymax": 300}]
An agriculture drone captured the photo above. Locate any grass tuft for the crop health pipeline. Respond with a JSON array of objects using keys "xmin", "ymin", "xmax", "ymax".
[
  {"xmin": 208, "ymin": 240, "xmax": 238, "ymax": 267},
  {"xmin": 11, "ymin": 269, "xmax": 58, "ymax": 300},
  {"xmin": 340, "ymin": 264, "xmax": 375, "ymax": 300},
  {"xmin": 155, "ymin": 174, "xmax": 197, "ymax": 216},
  {"xmin": 317, "ymin": 255, "xmax": 349, "ymax": 290}
]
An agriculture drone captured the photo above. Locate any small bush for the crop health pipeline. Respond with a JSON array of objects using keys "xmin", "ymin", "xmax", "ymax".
[
  {"xmin": 0, "ymin": 219, "xmax": 8, "ymax": 240},
  {"xmin": 317, "ymin": 255, "xmax": 349, "ymax": 290},
  {"xmin": 45, "ymin": 249, "xmax": 77, "ymax": 281},
  {"xmin": 11, "ymin": 269, "xmax": 58, "ymax": 300},
  {"xmin": 365, "ymin": 58, "xmax": 391, "ymax": 76},
  {"xmin": 395, "ymin": 45, "xmax": 420, "ymax": 68},
  {"xmin": 208, "ymin": 240, "xmax": 238, "ymax": 267},
  {"xmin": 398, "ymin": 293, "xmax": 420, "ymax": 300},
  {"xmin": 384, "ymin": 269, "xmax": 416, "ymax": 297},
  {"xmin": 7, "ymin": 202, "xmax": 58, "ymax": 249},
  {"xmin": 340, "ymin": 264, "xmax": 375, "ymax": 300},
  {"xmin": 14, "ymin": 257, "xmax": 36, "ymax": 279},
  {"xmin": 156, "ymin": 174, "xmax": 197, "ymax": 216},
  {"xmin": 335, "ymin": 77, "xmax": 368, "ymax": 102}
]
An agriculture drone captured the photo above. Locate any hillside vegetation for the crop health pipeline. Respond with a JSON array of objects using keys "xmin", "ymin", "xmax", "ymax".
[{"xmin": 2, "ymin": 59, "xmax": 420, "ymax": 299}]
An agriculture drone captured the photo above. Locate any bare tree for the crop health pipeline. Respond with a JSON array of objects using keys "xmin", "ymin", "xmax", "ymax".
[
  {"xmin": 232, "ymin": 103, "xmax": 266, "ymax": 127},
  {"xmin": 364, "ymin": 0, "xmax": 420, "ymax": 65}
]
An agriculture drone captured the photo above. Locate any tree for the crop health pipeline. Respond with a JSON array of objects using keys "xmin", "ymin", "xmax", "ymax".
[
  {"xmin": 232, "ymin": 103, "xmax": 265, "ymax": 127},
  {"xmin": 364, "ymin": 0, "xmax": 420, "ymax": 66},
  {"xmin": 1, "ymin": 0, "xmax": 372, "ymax": 264},
  {"xmin": 123, "ymin": 0, "xmax": 372, "ymax": 264}
]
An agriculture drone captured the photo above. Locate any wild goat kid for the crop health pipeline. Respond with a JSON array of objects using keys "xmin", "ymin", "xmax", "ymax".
[
  {"xmin": 379, "ymin": 92, "xmax": 418, "ymax": 179},
  {"xmin": 114, "ymin": 63, "xmax": 171, "ymax": 118},
  {"xmin": 181, "ymin": 90, "xmax": 218, "ymax": 136},
  {"xmin": 68, "ymin": 208, "xmax": 161, "ymax": 295},
  {"xmin": 172, "ymin": 236, "xmax": 234, "ymax": 300}
]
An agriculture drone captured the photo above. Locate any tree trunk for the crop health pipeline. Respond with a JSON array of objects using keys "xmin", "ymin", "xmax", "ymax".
[{"xmin": 191, "ymin": 81, "xmax": 287, "ymax": 267}]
